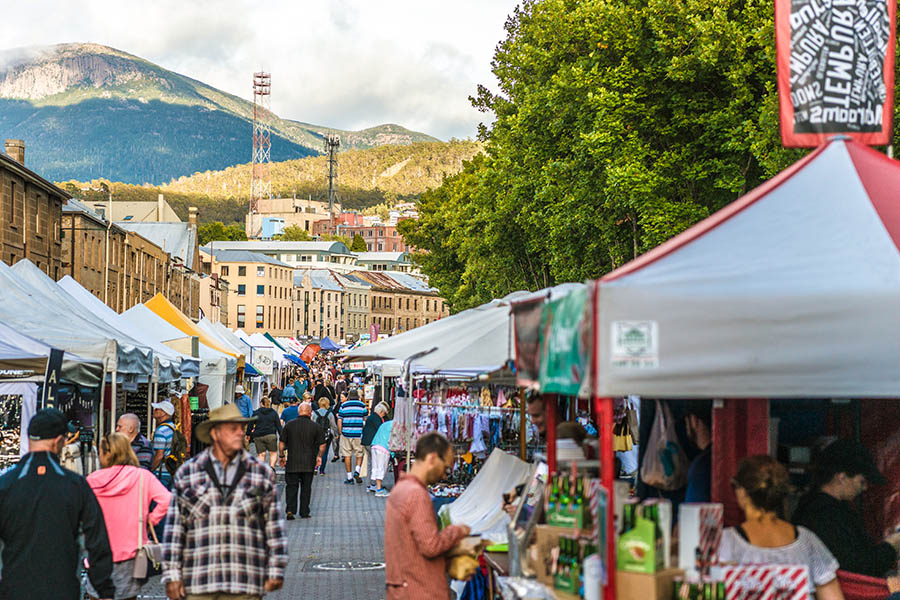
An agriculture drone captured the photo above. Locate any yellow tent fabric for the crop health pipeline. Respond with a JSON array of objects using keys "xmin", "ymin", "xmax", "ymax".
[{"xmin": 145, "ymin": 294, "xmax": 245, "ymax": 367}]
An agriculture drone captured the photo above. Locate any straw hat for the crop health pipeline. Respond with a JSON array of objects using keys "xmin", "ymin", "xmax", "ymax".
[{"xmin": 195, "ymin": 403, "xmax": 257, "ymax": 444}]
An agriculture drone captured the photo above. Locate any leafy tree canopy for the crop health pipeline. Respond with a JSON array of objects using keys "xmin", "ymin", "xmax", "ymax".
[
  {"xmin": 402, "ymin": 0, "xmax": 817, "ymax": 311},
  {"xmin": 198, "ymin": 221, "xmax": 246, "ymax": 246},
  {"xmin": 351, "ymin": 234, "xmax": 368, "ymax": 252},
  {"xmin": 275, "ymin": 225, "xmax": 312, "ymax": 241}
]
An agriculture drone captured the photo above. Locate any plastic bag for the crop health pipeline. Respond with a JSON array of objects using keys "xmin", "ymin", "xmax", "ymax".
[{"xmin": 640, "ymin": 400, "xmax": 688, "ymax": 490}]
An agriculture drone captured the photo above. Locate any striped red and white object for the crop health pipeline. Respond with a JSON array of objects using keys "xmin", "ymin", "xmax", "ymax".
[
  {"xmin": 723, "ymin": 565, "xmax": 810, "ymax": 600},
  {"xmin": 698, "ymin": 504, "xmax": 724, "ymax": 566}
]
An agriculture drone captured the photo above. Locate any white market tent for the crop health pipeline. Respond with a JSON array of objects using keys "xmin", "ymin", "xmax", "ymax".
[
  {"xmin": 195, "ymin": 318, "xmax": 248, "ymax": 357},
  {"xmin": 0, "ymin": 260, "xmax": 152, "ymax": 379},
  {"xmin": 594, "ymin": 138, "xmax": 900, "ymax": 398},
  {"xmin": 0, "ymin": 320, "xmax": 102, "ymax": 386},
  {"xmin": 346, "ymin": 284, "xmax": 585, "ymax": 377},
  {"xmin": 56, "ymin": 275, "xmax": 199, "ymax": 382},
  {"xmin": 121, "ymin": 304, "xmax": 237, "ymax": 408}
]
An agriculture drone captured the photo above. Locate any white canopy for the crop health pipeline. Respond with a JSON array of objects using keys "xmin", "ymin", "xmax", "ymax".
[
  {"xmin": 56, "ymin": 276, "xmax": 199, "ymax": 382},
  {"xmin": 0, "ymin": 320, "xmax": 102, "ymax": 386},
  {"xmin": 11, "ymin": 260, "xmax": 156, "ymax": 380},
  {"xmin": 0, "ymin": 260, "xmax": 150, "ymax": 378},
  {"xmin": 121, "ymin": 304, "xmax": 237, "ymax": 408},
  {"xmin": 595, "ymin": 139, "xmax": 900, "ymax": 398}
]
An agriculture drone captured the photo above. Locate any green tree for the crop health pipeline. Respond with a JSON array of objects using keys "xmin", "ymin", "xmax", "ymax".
[
  {"xmin": 275, "ymin": 225, "xmax": 312, "ymax": 241},
  {"xmin": 351, "ymin": 234, "xmax": 368, "ymax": 252},
  {"xmin": 198, "ymin": 221, "xmax": 246, "ymax": 246},
  {"xmin": 403, "ymin": 0, "xmax": 804, "ymax": 311}
]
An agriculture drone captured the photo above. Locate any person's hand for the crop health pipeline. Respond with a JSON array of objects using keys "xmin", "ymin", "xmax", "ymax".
[
  {"xmin": 279, "ymin": 457, "xmax": 286, "ymax": 467},
  {"xmin": 165, "ymin": 581, "xmax": 185, "ymax": 599},
  {"xmin": 316, "ymin": 456, "xmax": 322, "ymax": 468},
  {"xmin": 264, "ymin": 578, "xmax": 284, "ymax": 592},
  {"xmin": 458, "ymin": 524, "xmax": 471, "ymax": 537}
]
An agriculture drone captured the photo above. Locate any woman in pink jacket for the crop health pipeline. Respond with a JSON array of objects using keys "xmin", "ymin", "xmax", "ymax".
[{"xmin": 85, "ymin": 433, "xmax": 171, "ymax": 600}]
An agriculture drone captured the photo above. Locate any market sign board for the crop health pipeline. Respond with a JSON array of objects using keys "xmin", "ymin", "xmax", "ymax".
[
  {"xmin": 538, "ymin": 287, "xmax": 589, "ymax": 396},
  {"xmin": 776, "ymin": 0, "xmax": 897, "ymax": 146},
  {"xmin": 610, "ymin": 321, "xmax": 658, "ymax": 369}
]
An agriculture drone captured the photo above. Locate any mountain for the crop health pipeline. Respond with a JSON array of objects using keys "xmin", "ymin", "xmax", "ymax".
[
  {"xmin": 0, "ymin": 43, "xmax": 439, "ymax": 185},
  {"xmin": 61, "ymin": 140, "xmax": 483, "ymax": 226}
]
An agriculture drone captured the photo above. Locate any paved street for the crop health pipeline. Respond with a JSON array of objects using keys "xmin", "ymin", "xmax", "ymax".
[{"xmin": 141, "ymin": 460, "xmax": 393, "ymax": 599}]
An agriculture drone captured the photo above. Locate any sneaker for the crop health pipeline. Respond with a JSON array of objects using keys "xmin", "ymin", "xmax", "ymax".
[
  {"xmin": 354, "ymin": 474, "xmax": 363, "ymax": 484},
  {"xmin": 367, "ymin": 484, "xmax": 377, "ymax": 493},
  {"xmin": 343, "ymin": 479, "xmax": 355, "ymax": 485},
  {"xmin": 286, "ymin": 512, "xmax": 295, "ymax": 520},
  {"xmin": 375, "ymin": 488, "xmax": 390, "ymax": 497},
  {"xmin": 331, "ymin": 456, "xmax": 341, "ymax": 462}
]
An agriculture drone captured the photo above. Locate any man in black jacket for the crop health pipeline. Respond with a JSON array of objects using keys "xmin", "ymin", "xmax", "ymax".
[
  {"xmin": 279, "ymin": 402, "xmax": 326, "ymax": 519},
  {"xmin": 793, "ymin": 439, "xmax": 900, "ymax": 577},
  {"xmin": 0, "ymin": 408, "xmax": 115, "ymax": 600}
]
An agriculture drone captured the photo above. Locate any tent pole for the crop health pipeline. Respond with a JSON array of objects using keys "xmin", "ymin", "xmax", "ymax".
[
  {"xmin": 148, "ymin": 381, "xmax": 156, "ymax": 437},
  {"xmin": 110, "ymin": 368, "xmax": 117, "ymax": 435},
  {"xmin": 98, "ymin": 361, "xmax": 107, "ymax": 448},
  {"xmin": 545, "ymin": 394, "xmax": 557, "ymax": 472},
  {"xmin": 519, "ymin": 388, "xmax": 526, "ymax": 460}
]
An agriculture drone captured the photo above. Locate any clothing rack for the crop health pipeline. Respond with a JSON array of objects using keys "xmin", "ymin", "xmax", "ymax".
[{"xmin": 413, "ymin": 401, "xmax": 520, "ymax": 412}]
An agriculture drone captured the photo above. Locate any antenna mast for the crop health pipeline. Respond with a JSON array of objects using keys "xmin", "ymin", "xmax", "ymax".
[{"xmin": 249, "ymin": 71, "xmax": 272, "ymax": 238}]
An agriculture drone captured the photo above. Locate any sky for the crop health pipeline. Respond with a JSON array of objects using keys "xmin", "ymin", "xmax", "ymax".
[{"xmin": 0, "ymin": 0, "xmax": 520, "ymax": 140}]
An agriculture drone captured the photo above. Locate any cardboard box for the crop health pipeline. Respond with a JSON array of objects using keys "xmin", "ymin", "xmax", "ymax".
[
  {"xmin": 531, "ymin": 525, "xmax": 580, "ymax": 586},
  {"xmin": 616, "ymin": 569, "xmax": 683, "ymax": 600},
  {"xmin": 678, "ymin": 503, "xmax": 723, "ymax": 578}
]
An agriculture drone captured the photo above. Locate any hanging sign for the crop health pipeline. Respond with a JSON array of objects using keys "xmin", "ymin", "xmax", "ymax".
[
  {"xmin": 41, "ymin": 348, "xmax": 64, "ymax": 409},
  {"xmin": 776, "ymin": 0, "xmax": 897, "ymax": 146},
  {"xmin": 256, "ymin": 349, "xmax": 274, "ymax": 375},
  {"xmin": 537, "ymin": 287, "xmax": 589, "ymax": 396}
]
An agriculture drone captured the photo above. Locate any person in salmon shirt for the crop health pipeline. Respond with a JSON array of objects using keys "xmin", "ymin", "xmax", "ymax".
[{"xmin": 86, "ymin": 433, "xmax": 171, "ymax": 600}]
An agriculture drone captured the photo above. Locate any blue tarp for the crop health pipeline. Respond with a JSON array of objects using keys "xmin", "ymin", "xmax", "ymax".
[
  {"xmin": 320, "ymin": 336, "xmax": 341, "ymax": 352},
  {"xmin": 245, "ymin": 363, "xmax": 261, "ymax": 377},
  {"xmin": 286, "ymin": 354, "xmax": 309, "ymax": 370}
]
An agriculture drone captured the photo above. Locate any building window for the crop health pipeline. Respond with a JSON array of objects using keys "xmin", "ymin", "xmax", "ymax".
[
  {"xmin": 237, "ymin": 304, "xmax": 246, "ymax": 328},
  {"xmin": 238, "ymin": 266, "xmax": 246, "ymax": 276},
  {"xmin": 257, "ymin": 266, "xmax": 265, "ymax": 277},
  {"xmin": 257, "ymin": 285, "xmax": 264, "ymax": 296},
  {"xmin": 237, "ymin": 284, "xmax": 246, "ymax": 296},
  {"xmin": 256, "ymin": 305, "xmax": 264, "ymax": 328},
  {"xmin": 221, "ymin": 266, "xmax": 229, "ymax": 276}
]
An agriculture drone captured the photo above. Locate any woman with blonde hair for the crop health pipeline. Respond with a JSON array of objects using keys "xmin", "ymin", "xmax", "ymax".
[
  {"xmin": 85, "ymin": 433, "xmax": 171, "ymax": 600},
  {"xmin": 719, "ymin": 455, "xmax": 844, "ymax": 600}
]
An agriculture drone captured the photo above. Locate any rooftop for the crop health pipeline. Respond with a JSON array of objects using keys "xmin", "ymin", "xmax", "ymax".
[
  {"xmin": 208, "ymin": 240, "xmax": 353, "ymax": 254},
  {"xmin": 116, "ymin": 221, "xmax": 197, "ymax": 269},
  {"xmin": 206, "ymin": 249, "xmax": 292, "ymax": 268},
  {"xmin": 296, "ymin": 269, "xmax": 344, "ymax": 291},
  {"xmin": 354, "ymin": 251, "xmax": 410, "ymax": 263}
]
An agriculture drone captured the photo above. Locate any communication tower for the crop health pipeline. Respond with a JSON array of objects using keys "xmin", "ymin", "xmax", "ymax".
[
  {"xmin": 324, "ymin": 134, "xmax": 341, "ymax": 232},
  {"xmin": 249, "ymin": 71, "xmax": 272, "ymax": 237}
]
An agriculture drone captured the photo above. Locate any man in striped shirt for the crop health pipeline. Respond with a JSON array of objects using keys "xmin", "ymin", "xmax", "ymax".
[{"xmin": 338, "ymin": 388, "xmax": 368, "ymax": 484}]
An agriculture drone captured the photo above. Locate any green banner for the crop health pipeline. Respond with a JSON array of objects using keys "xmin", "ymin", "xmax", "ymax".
[{"xmin": 538, "ymin": 287, "xmax": 588, "ymax": 395}]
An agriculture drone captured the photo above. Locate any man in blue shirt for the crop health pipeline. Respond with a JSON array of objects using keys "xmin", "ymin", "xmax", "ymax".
[
  {"xmin": 234, "ymin": 384, "xmax": 253, "ymax": 418},
  {"xmin": 151, "ymin": 400, "xmax": 177, "ymax": 488},
  {"xmin": 282, "ymin": 379, "xmax": 297, "ymax": 404},
  {"xmin": 281, "ymin": 398, "xmax": 300, "ymax": 424},
  {"xmin": 337, "ymin": 388, "xmax": 368, "ymax": 484},
  {"xmin": 294, "ymin": 375, "xmax": 308, "ymax": 398}
]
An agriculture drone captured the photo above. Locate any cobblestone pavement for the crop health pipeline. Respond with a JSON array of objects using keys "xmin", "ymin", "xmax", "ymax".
[{"xmin": 140, "ymin": 460, "xmax": 393, "ymax": 599}]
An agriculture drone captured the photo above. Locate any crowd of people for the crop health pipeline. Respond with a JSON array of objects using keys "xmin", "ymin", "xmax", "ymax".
[{"xmin": 1, "ymin": 351, "xmax": 898, "ymax": 600}]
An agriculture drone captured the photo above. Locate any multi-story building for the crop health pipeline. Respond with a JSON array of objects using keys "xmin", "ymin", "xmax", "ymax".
[
  {"xmin": 198, "ymin": 273, "xmax": 229, "ymax": 326},
  {"xmin": 293, "ymin": 269, "xmax": 344, "ymax": 340},
  {"xmin": 350, "ymin": 270, "xmax": 449, "ymax": 334},
  {"xmin": 1, "ymin": 139, "xmax": 67, "ymax": 278},
  {"xmin": 61, "ymin": 198, "xmax": 201, "ymax": 318},
  {"xmin": 337, "ymin": 222, "xmax": 408, "ymax": 252},
  {"xmin": 88, "ymin": 194, "xmax": 181, "ymax": 223},
  {"xmin": 207, "ymin": 240, "xmax": 359, "ymax": 273},
  {"xmin": 204, "ymin": 249, "xmax": 294, "ymax": 336},
  {"xmin": 246, "ymin": 196, "xmax": 342, "ymax": 239},
  {"xmin": 354, "ymin": 251, "xmax": 416, "ymax": 274},
  {"xmin": 334, "ymin": 272, "xmax": 371, "ymax": 343}
]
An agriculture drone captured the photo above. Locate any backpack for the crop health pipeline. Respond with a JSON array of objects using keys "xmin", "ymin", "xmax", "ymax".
[
  {"xmin": 315, "ymin": 409, "xmax": 334, "ymax": 444},
  {"xmin": 160, "ymin": 422, "xmax": 189, "ymax": 475}
]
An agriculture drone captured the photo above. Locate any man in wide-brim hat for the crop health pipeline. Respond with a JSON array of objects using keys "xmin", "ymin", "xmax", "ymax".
[{"xmin": 161, "ymin": 403, "xmax": 287, "ymax": 599}]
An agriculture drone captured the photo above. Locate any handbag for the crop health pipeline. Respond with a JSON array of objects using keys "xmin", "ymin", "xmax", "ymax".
[
  {"xmin": 133, "ymin": 473, "xmax": 163, "ymax": 579},
  {"xmin": 639, "ymin": 400, "xmax": 689, "ymax": 490}
]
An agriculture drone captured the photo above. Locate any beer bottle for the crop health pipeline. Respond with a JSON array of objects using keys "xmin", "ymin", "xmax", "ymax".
[
  {"xmin": 549, "ymin": 473, "xmax": 559, "ymax": 510},
  {"xmin": 575, "ymin": 476, "xmax": 585, "ymax": 507},
  {"xmin": 560, "ymin": 473, "xmax": 571, "ymax": 508},
  {"xmin": 716, "ymin": 582, "xmax": 726, "ymax": 600}
]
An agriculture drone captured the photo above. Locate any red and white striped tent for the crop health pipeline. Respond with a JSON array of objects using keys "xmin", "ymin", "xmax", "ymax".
[{"xmin": 593, "ymin": 137, "xmax": 900, "ymax": 398}]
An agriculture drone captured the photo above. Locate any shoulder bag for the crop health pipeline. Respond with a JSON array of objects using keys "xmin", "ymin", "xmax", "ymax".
[{"xmin": 133, "ymin": 472, "xmax": 163, "ymax": 579}]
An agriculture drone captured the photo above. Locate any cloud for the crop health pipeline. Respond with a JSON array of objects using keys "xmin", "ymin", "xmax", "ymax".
[{"xmin": 0, "ymin": 0, "xmax": 517, "ymax": 139}]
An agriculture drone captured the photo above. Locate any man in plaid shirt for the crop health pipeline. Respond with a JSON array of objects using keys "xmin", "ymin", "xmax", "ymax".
[{"xmin": 162, "ymin": 404, "xmax": 287, "ymax": 599}]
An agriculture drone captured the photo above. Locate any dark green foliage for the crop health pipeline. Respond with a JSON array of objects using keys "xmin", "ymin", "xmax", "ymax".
[
  {"xmin": 350, "ymin": 234, "xmax": 368, "ymax": 252},
  {"xmin": 198, "ymin": 221, "xmax": 246, "ymax": 246}
]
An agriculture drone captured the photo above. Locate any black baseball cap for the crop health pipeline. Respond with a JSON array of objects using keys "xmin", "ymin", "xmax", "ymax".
[
  {"xmin": 817, "ymin": 439, "xmax": 886, "ymax": 486},
  {"xmin": 28, "ymin": 408, "xmax": 74, "ymax": 441}
]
